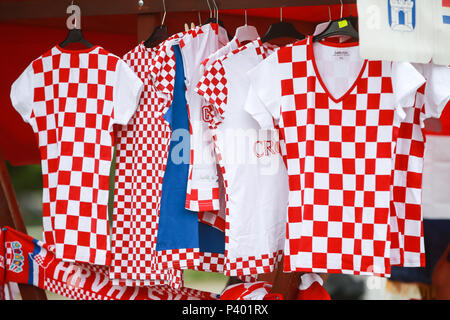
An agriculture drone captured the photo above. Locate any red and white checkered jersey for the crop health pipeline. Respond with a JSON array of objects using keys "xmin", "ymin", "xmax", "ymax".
[
  {"xmin": 246, "ymin": 36, "xmax": 426, "ymax": 277},
  {"xmin": 135, "ymin": 25, "xmax": 229, "ymax": 275},
  {"xmin": 181, "ymin": 23, "xmax": 229, "ymax": 213},
  {"xmin": 109, "ymin": 38, "xmax": 186, "ymax": 287},
  {"xmin": 389, "ymin": 63, "xmax": 450, "ymax": 267},
  {"xmin": 195, "ymin": 39, "xmax": 288, "ymax": 277},
  {"xmin": 10, "ymin": 45, "xmax": 144, "ymax": 265}
]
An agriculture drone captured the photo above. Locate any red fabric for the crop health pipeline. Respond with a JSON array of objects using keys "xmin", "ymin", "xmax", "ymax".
[
  {"xmin": 219, "ymin": 277, "xmax": 331, "ymax": 300},
  {"xmin": 297, "ymin": 282, "xmax": 331, "ymax": 300},
  {"xmin": 424, "ymin": 102, "xmax": 450, "ymax": 136},
  {"xmin": 0, "ymin": 227, "xmax": 217, "ymax": 300}
]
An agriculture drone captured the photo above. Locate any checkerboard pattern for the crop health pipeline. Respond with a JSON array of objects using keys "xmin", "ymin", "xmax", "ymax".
[
  {"xmin": 109, "ymin": 42, "xmax": 185, "ymax": 287},
  {"xmin": 195, "ymin": 59, "xmax": 228, "ymax": 123},
  {"xmin": 13, "ymin": 46, "xmax": 144, "ymax": 266},
  {"xmin": 389, "ymin": 85, "xmax": 426, "ymax": 267},
  {"xmin": 45, "ymin": 278, "xmax": 108, "ymax": 300},
  {"xmin": 266, "ymin": 38, "xmax": 403, "ymax": 277}
]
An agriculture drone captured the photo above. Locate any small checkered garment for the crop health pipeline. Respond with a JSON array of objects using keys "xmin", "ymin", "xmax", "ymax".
[
  {"xmin": 109, "ymin": 38, "xmax": 186, "ymax": 287},
  {"xmin": 10, "ymin": 45, "xmax": 144, "ymax": 266},
  {"xmin": 181, "ymin": 23, "xmax": 229, "ymax": 213},
  {"xmin": 246, "ymin": 36, "xmax": 426, "ymax": 277},
  {"xmin": 193, "ymin": 35, "xmax": 242, "ymax": 232},
  {"xmin": 195, "ymin": 39, "xmax": 288, "ymax": 278},
  {"xmin": 389, "ymin": 63, "xmax": 450, "ymax": 267}
]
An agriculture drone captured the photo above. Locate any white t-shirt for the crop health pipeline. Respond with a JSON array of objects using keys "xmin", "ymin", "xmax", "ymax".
[{"xmin": 195, "ymin": 38, "xmax": 289, "ymax": 277}]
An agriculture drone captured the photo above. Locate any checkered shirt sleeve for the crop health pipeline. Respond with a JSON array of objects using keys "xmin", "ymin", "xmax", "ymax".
[{"xmin": 195, "ymin": 59, "xmax": 228, "ymax": 124}]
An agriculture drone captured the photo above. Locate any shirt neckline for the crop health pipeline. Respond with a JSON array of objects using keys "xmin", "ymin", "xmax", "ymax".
[
  {"xmin": 307, "ymin": 36, "xmax": 367, "ymax": 104},
  {"xmin": 55, "ymin": 44, "xmax": 100, "ymax": 54}
]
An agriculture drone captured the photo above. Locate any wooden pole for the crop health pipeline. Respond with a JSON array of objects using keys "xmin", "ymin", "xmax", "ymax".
[{"xmin": 0, "ymin": 154, "xmax": 47, "ymax": 300}]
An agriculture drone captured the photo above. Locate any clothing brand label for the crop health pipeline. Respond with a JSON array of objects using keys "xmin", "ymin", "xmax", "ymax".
[{"xmin": 333, "ymin": 50, "xmax": 351, "ymax": 60}]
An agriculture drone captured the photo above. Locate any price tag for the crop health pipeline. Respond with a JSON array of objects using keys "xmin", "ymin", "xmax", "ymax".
[{"xmin": 338, "ymin": 19, "xmax": 348, "ymax": 28}]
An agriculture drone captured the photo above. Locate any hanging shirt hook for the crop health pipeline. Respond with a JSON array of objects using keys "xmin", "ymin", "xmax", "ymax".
[
  {"xmin": 280, "ymin": 7, "xmax": 283, "ymax": 22},
  {"xmin": 161, "ymin": 0, "xmax": 166, "ymax": 25},
  {"xmin": 212, "ymin": 0, "xmax": 219, "ymax": 23},
  {"xmin": 328, "ymin": 6, "xmax": 331, "ymax": 21},
  {"xmin": 244, "ymin": 8, "xmax": 247, "ymax": 26},
  {"xmin": 206, "ymin": 0, "xmax": 212, "ymax": 19},
  {"xmin": 340, "ymin": 0, "xmax": 343, "ymax": 19}
]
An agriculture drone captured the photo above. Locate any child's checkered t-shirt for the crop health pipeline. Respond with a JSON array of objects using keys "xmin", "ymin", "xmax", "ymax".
[
  {"xmin": 10, "ymin": 45, "xmax": 144, "ymax": 265},
  {"xmin": 246, "ymin": 36, "xmax": 426, "ymax": 277}
]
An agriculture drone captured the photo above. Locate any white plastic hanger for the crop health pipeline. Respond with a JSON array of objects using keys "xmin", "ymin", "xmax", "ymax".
[
  {"xmin": 234, "ymin": 9, "xmax": 259, "ymax": 43},
  {"xmin": 313, "ymin": 6, "xmax": 331, "ymax": 36}
]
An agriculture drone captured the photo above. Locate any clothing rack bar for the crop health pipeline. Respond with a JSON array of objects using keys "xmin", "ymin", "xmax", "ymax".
[{"xmin": 0, "ymin": 0, "xmax": 356, "ymax": 22}]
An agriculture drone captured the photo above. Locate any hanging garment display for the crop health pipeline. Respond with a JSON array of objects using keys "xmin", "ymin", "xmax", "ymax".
[
  {"xmin": 10, "ymin": 45, "xmax": 144, "ymax": 266},
  {"xmin": 149, "ymin": 23, "xmax": 231, "ymax": 274},
  {"xmin": 6, "ymin": 3, "xmax": 450, "ymax": 301},
  {"xmin": 246, "ymin": 36, "xmax": 427, "ymax": 277},
  {"xmin": 155, "ymin": 43, "xmax": 226, "ymax": 270},
  {"xmin": 195, "ymin": 33, "xmax": 243, "ymax": 232},
  {"xmin": 109, "ymin": 35, "xmax": 184, "ymax": 288},
  {"xmin": 155, "ymin": 43, "xmax": 201, "ymax": 254},
  {"xmin": 195, "ymin": 38, "xmax": 288, "ymax": 277}
]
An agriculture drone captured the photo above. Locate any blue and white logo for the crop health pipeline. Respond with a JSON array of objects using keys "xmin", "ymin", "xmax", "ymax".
[{"xmin": 388, "ymin": 0, "xmax": 416, "ymax": 31}]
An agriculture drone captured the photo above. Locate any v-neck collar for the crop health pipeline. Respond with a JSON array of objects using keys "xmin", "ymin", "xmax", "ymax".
[{"xmin": 307, "ymin": 36, "xmax": 367, "ymax": 104}]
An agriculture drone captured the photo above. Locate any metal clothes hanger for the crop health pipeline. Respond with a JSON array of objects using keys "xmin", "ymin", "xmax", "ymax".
[
  {"xmin": 313, "ymin": 0, "xmax": 359, "ymax": 42},
  {"xmin": 234, "ymin": 9, "xmax": 259, "ymax": 44},
  {"xmin": 203, "ymin": 0, "xmax": 222, "ymax": 26},
  {"xmin": 59, "ymin": 1, "xmax": 94, "ymax": 48},
  {"xmin": 261, "ymin": 7, "xmax": 305, "ymax": 43},
  {"xmin": 144, "ymin": 0, "xmax": 169, "ymax": 48},
  {"xmin": 202, "ymin": 0, "xmax": 232, "ymax": 39}
]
